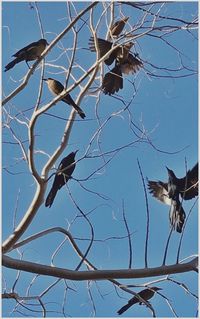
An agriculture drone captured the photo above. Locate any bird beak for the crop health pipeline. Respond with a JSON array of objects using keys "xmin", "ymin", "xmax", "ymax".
[
  {"xmin": 157, "ymin": 288, "xmax": 162, "ymax": 291},
  {"xmin": 42, "ymin": 78, "xmax": 47, "ymax": 81},
  {"xmin": 165, "ymin": 166, "xmax": 170, "ymax": 172},
  {"xmin": 124, "ymin": 17, "xmax": 129, "ymax": 22}
]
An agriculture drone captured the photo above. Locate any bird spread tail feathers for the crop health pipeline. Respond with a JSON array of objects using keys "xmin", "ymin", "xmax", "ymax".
[
  {"xmin": 169, "ymin": 200, "xmax": 186, "ymax": 233},
  {"xmin": 102, "ymin": 65, "xmax": 123, "ymax": 95},
  {"xmin": 45, "ymin": 187, "xmax": 58, "ymax": 208}
]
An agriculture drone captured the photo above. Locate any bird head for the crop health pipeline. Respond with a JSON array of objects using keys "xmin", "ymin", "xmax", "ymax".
[
  {"xmin": 42, "ymin": 78, "xmax": 55, "ymax": 84},
  {"xmin": 123, "ymin": 16, "xmax": 129, "ymax": 22},
  {"xmin": 39, "ymin": 39, "xmax": 49, "ymax": 46},
  {"xmin": 166, "ymin": 166, "xmax": 176, "ymax": 179},
  {"xmin": 125, "ymin": 42, "xmax": 134, "ymax": 50}
]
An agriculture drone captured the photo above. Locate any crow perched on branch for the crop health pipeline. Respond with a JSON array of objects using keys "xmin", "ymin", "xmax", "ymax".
[
  {"xmin": 148, "ymin": 163, "xmax": 198, "ymax": 233},
  {"xmin": 45, "ymin": 151, "xmax": 78, "ymax": 208},
  {"xmin": 88, "ymin": 37, "xmax": 143, "ymax": 95},
  {"xmin": 117, "ymin": 287, "xmax": 162, "ymax": 315},
  {"xmin": 43, "ymin": 78, "xmax": 86, "ymax": 119},
  {"xmin": 4, "ymin": 39, "xmax": 48, "ymax": 72}
]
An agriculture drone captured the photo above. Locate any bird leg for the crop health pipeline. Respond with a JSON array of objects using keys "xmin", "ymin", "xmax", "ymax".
[{"xmin": 25, "ymin": 61, "xmax": 31, "ymax": 69}]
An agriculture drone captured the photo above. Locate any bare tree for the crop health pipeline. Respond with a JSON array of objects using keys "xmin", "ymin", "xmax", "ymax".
[{"xmin": 2, "ymin": 2, "xmax": 198, "ymax": 317}]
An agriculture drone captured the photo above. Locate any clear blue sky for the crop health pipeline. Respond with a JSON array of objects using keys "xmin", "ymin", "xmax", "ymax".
[{"xmin": 2, "ymin": 1, "xmax": 198, "ymax": 317}]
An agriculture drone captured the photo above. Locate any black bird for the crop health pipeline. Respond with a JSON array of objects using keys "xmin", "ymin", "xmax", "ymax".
[
  {"xmin": 117, "ymin": 287, "xmax": 162, "ymax": 315},
  {"xmin": 45, "ymin": 151, "xmax": 78, "ymax": 208},
  {"xmin": 43, "ymin": 78, "xmax": 86, "ymax": 119},
  {"xmin": 4, "ymin": 38, "xmax": 48, "ymax": 72},
  {"xmin": 109, "ymin": 16, "xmax": 129, "ymax": 38},
  {"xmin": 148, "ymin": 163, "xmax": 198, "ymax": 233},
  {"xmin": 89, "ymin": 37, "xmax": 143, "ymax": 95}
]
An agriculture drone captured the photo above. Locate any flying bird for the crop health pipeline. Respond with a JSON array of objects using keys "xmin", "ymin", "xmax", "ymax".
[
  {"xmin": 4, "ymin": 38, "xmax": 48, "ymax": 72},
  {"xmin": 89, "ymin": 37, "xmax": 143, "ymax": 95},
  {"xmin": 88, "ymin": 37, "xmax": 133, "ymax": 65},
  {"xmin": 117, "ymin": 287, "xmax": 162, "ymax": 315},
  {"xmin": 45, "ymin": 151, "xmax": 78, "ymax": 208},
  {"xmin": 43, "ymin": 78, "xmax": 86, "ymax": 119},
  {"xmin": 148, "ymin": 163, "xmax": 198, "ymax": 233},
  {"xmin": 102, "ymin": 54, "xmax": 143, "ymax": 95}
]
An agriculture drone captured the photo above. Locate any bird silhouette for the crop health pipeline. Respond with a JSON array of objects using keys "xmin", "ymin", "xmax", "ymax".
[
  {"xmin": 148, "ymin": 163, "xmax": 198, "ymax": 233},
  {"xmin": 45, "ymin": 151, "xmax": 78, "ymax": 208},
  {"xmin": 117, "ymin": 287, "xmax": 162, "ymax": 315},
  {"xmin": 4, "ymin": 38, "xmax": 48, "ymax": 72}
]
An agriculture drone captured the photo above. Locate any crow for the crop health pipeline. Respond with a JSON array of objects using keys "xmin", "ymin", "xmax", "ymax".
[
  {"xmin": 45, "ymin": 151, "xmax": 78, "ymax": 208},
  {"xmin": 148, "ymin": 163, "xmax": 198, "ymax": 233}
]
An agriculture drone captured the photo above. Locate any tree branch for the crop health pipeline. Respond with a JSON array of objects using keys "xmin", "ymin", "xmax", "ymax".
[{"xmin": 3, "ymin": 255, "xmax": 198, "ymax": 281}]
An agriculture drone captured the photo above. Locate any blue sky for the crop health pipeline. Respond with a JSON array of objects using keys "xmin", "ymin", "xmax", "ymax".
[{"xmin": 2, "ymin": 1, "xmax": 198, "ymax": 318}]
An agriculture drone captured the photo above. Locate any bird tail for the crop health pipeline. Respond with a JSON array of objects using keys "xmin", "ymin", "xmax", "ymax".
[
  {"xmin": 4, "ymin": 56, "xmax": 24, "ymax": 72},
  {"xmin": 169, "ymin": 200, "xmax": 186, "ymax": 233},
  {"xmin": 64, "ymin": 95, "xmax": 86, "ymax": 119},
  {"xmin": 72, "ymin": 103, "xmax": 86, "ymax": 119},
  {"xmin": 102, "ymin": 65, "xmax": 123, "ymax": 95},
  {"xmin": 117, "ymin": 303, "xmax": 130, "ymax": 315},
  {"xmin": 45, "ymin": 187, "xmax": 58, "ymax": 208}
]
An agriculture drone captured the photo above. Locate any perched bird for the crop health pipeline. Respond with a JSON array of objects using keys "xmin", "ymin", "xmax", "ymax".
[
  {"xmin": 45, "ymin": 151, "xmax": 78, "ymax": 208},
  {"xmin": 89, "ymin": 37, "xmax": 143, "ymax": 95},
  {"xmin": 117, "ymin": 287, "xmax": 162, "ymax": 315},
  {"xmin": 4, "ymin": 38, "xmax": 48, "ymax": 72},
  {"xmin": 43, "ymin": 78, "xmax": 86, "ymax": 119},
  {"xmin": 148, "ymin": 163, "xmax": 198, "ymax": 233},
  {"xmin": 109, "ymin": 17, "xmax": 129, "ymax": 38}
]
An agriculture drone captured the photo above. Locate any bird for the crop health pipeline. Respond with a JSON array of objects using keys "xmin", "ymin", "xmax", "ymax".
[
  {"xmin": 45, "ymin": 151, "xmax": 78, "ymax": 208},
  {"xmin": 89, "ymin": 37, "xmax": 143, "ymax": 95},
  {"xmin": 102, "ymin": 54, "xmax": 143, "ymax": 95},
  {"xmin": 109, "ymin": 17, "xmax": 129, "ymax": 38},
  {"xmin": 117, "ymin": 287, "xmax": 162, "ymax": 315},
  {"xmin": 148, "ymin": 163, "xmax": 198, "ymax": 233},
  {"xmin": 88, "ymin": 37, "xmax": 133, "ymax": 66},
  {"xmin": 4, "ymin": 38, "xmax": 48, "ymax": 72},
  {"xmin": 43, "ymin": 78, "xmax": 86, "ymax": 119}
]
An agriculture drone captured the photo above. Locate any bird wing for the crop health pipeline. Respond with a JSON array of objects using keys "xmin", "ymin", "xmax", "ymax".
[
  {"xmin": 13, "ymin": 41, "xmax": 39, "ymax": 57},
  {"xmin": 57, "ymin": 154, "xmax": 76, "ymax": 186},
  {"xmin": 148, "ymin": 180, "xmax": 171, "ymax": 205},
  {"xmin": 88, "ymin": 37, "xmax": 117, "ymax": 65},
  {"xmin": 179, "ymin": 163, "xmax": 198, "ymax": 200},
  {"xmin": 120, "ymin": 53, "xmax": 143, "ymax": 74}
]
